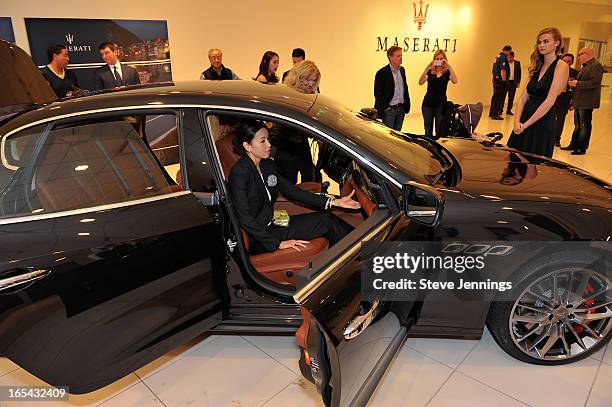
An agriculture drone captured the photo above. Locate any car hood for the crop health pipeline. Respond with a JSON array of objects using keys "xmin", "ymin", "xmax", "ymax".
[
  {"xmin": 0, "ymin": 40, "xmax": 57, "ymax": 116},
  {"xmin": 436, "ymin": 138, "xmax": 612, "ymax": 209}
]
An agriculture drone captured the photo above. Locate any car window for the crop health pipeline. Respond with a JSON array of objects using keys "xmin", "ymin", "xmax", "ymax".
[
  {"xmin": 313, "ymin": 95, "xmax": 443, "ymax": 182},
  {"xmin": 0, "ymin": 117, "xmax": 173, "ymax": 219},
  {"xmin": 145, "ymin": 114, "xmax": 180, "ymax": 183}
]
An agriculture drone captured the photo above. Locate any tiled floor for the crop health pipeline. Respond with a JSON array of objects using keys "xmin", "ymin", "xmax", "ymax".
[
  {"xmin": 1, "ymin": 92, "xmax": 610, "ymax": 406},
  {"xmin": 0, "ymin": 331, "xmax": 609, "ymax": 406}
]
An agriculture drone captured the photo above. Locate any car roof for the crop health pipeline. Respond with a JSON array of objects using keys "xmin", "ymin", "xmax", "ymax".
[{"xmin": 1, "ymin": 80, "xmax": 317, "ymax": 134}]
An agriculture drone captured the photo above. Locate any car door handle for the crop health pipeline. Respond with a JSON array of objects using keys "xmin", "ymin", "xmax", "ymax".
[
  {"xmin": 193, "ymin": 191, "xmax": 218, "ymax": 206},
  {"xmin": 343, "ymin": 299, "xmax": 380, "ymax": 340},
  {"xmin": 0, "ymin": 269, "xmax": 51, "ymax": 292}
]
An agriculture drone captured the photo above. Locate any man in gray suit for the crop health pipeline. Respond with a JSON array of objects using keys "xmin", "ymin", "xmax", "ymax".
[
  {"xmin": 562, "ymin": 47, "xmax": 604, "ymax": 155},
  {"xmin": 93, "ymin": 42, "xmax": 141, "ymax": 91}
]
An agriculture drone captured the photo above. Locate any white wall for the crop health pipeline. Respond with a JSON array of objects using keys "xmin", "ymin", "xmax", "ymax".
[
  {"xmin": 3, "ymin": 0, "xmax": 612, "ymax": 113},
  {"xmin": 580, "ymin": 21, "xmax": 612, "ymax": 42}
]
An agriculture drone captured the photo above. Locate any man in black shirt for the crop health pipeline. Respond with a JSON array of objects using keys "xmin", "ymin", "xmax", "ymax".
[
  {"xmin": 489, "ymin": 45, "xmax": 512, "ymax": 120},
  {"xmin": 40, "ymin": 45, "xmax": 79, "ymax": 98},
  {"xmin": 200, "ymin": 48, "xmax": 240, "ymax": 80},
  {"xmin": 282, "ymin": 48, "xmax": 305, "ymax": 83},
  {"xmin": 554, "ymin": 53, "xmax": 579, "ymax": 147}
]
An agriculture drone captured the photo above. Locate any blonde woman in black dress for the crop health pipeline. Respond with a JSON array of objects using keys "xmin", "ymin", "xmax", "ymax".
[{"xmin": 507, "ymin": 27, "xmax": 568, "ymax": 158}]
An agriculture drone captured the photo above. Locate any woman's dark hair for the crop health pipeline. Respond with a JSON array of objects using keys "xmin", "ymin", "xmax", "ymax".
[
  {"xmin": 562, "ymin": 53, "xmax": 575, "ymax": 63},
  {"xmin": 292, "ymin": 48, "xmax": 306, "ymax": 59},
  {"xmin": 255, "ymin": 51, "xmax": 279, "ymax": 83},
  {"xmin": 233, "ymin": 120, "xmax": 268, "ymax": 155},
  {"xmin": 47, "ymin": 44, "xmax": 66, "ymax": 63}
]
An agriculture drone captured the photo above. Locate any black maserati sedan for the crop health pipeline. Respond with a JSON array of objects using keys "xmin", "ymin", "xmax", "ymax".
[{"xmin": 0, "ymin": 41, "xmax": 611, "ymax": 407}]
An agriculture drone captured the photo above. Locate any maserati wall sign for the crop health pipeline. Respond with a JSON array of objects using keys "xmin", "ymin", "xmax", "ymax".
[
  {"xmin": 376, "ymin": 1, "xmax": 458, "ymax": 53},
  {"xmin": 413, "ymin": 0, "xmax": 428, "ymax": 30}
]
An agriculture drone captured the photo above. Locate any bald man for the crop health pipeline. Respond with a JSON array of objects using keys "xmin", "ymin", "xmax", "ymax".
[
  {"xmin": 200, "ymin": 48, "xmax": 240, "ymax": 80},
  {"xmin": 561, "ymin": 47, "xmax": 604, "ymax": 155}
]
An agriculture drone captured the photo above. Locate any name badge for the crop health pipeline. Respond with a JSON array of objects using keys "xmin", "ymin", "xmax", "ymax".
[{"xmin": 267, "ymin": 175, "xmax": 277, "ymax": 187}]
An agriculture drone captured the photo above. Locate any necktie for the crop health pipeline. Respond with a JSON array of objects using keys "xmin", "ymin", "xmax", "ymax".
[{"xmin": 113, "ymin": 66, "xmax": 122, "ymax": 86}]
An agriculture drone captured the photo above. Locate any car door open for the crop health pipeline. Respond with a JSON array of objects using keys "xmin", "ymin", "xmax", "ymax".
[
  {"xmin": 0, "ymin": 109, "xmax": 226, "ymax": 393},
  {"xmin": 294, "ymin": 209, "xmax": 417, "ymax": 407}
]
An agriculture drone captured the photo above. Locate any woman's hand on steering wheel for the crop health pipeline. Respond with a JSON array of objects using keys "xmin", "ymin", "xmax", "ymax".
[
  {"xmin": 279, "ymin": 239, "xmax": 310, "ymax": 252},
  {"xmin": 333, "ymin": 190, "xmax": 362, "ymax": 209}
]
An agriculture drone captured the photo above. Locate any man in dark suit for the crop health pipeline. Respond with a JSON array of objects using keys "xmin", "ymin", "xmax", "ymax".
[
  {"xmin": 562, "ymin": 47, "xmax": 604, "ymax": 155},
  {"xmin": 374, "ymin": 46, "xmax": 410, "ymax": 131},
  {"xmin": 489, "ymin": 45, "xmax": 512, "ymax": 120},
  {"xmin": 554, "ymin": 53, "xmax": 579, "ymax": 147},
  {"xmin": 92, "ymin": 42, "xmax": 140, "ymax": 91},
  {"xmin": 504, "ymin": 51, "xmax": 521, "ymax": 115}
]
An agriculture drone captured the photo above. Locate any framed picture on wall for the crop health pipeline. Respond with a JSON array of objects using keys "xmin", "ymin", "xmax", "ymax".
[
  {"xmin": 0, "ymin": 17, "xmax": 15, "ymax": 43},
  {"xmin": 25, "ymin": 18, "xmax": 172, "ymax": 90}
]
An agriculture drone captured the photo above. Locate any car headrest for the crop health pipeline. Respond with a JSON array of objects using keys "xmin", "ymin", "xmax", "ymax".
[{"xmin": 216, "ymin": 133, "xmax": 241, "ymax": 178}]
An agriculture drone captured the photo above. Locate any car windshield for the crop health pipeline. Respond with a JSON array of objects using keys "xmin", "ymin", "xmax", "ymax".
[{"xmin": 311, "ymin": 95, "xmax": 444, "ymax": 182}]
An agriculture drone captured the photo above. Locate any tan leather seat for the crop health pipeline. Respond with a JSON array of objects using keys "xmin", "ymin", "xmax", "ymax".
[
  {"xmin": 216, "ymin": 133, "xmax": 239, "ymax": 179},
  {"xmin": 169, "ymin": 169, "xmax": 183, "ymax": 192},
  {"xmin": 242, "ymin": 230, "xmax": 328, "ymax": 285}
]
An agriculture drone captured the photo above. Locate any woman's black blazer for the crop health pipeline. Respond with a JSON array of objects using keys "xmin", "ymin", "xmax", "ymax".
[{"xmin": 228, "ymin": 156, "xmax": 328, "ymax": 251}]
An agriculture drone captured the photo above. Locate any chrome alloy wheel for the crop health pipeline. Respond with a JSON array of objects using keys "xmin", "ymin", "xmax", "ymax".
[{"xmin": 509, "ymin": 268, "xmax": 611, "ymax": 361}]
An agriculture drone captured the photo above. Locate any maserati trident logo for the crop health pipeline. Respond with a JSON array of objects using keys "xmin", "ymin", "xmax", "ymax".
[
  {"xmin": 413, "ymin": 0, "xmax": 429, "ymax": 30},
  {"xmin": 63, "ymin": 33, "xmax": 92, "ymax": 52}
]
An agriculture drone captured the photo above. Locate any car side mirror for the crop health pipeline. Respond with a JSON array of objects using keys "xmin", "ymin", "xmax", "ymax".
[
  {"xmin": 401, "ymin": 181, "xmax": 444, "ymax": 227},
  {"xmin": 360, "ymin": 107, "xmax": 379, "ymax": 120}
]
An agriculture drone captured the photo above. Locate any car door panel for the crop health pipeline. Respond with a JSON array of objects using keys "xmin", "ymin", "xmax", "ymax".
[
  {"xmin": 296, "ymin": 210, "xmax": 415, "ymax": 407},
  {"xmin": 0, "ymin": 183, "xmax": 225, "ymax": 390}
]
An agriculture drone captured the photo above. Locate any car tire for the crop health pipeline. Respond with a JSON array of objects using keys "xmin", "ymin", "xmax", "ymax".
[{"xmin": 487, "ymin": 250, "xmax": 611, "ymax": 365}]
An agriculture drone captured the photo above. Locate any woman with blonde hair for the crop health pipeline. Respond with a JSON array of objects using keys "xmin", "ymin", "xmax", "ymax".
[
  {"xmin": 268, "ymin": 60, "xmax": 323, "ymax": 183},
  {"xmin": 283, "ymin": 60, "xmax": 321, "ymax": 94},
  {"xmin": 418, "ymin": 50, "xmax": 458, "ymax": 136},
  {"xmin": 507, "ymin": 27, "xmax": 569, "ymax": 158}
]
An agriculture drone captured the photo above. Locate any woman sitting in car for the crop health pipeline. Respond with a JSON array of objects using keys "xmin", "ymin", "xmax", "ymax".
[{"xmin": 228, "ymin": 120, "xmax": 360, "ymax": 254}]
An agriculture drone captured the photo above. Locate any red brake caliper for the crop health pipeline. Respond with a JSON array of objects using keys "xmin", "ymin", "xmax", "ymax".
[{"xmin": 574, "ymin": 283, "xmax": 596, "ymax": 333}]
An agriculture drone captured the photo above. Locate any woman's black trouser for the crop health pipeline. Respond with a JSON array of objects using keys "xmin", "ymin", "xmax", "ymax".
[{"xmin": 250, "ymin": 211, "xmax": 354, "ymax": 254}]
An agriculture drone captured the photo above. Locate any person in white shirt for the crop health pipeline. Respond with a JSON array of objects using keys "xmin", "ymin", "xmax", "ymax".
[
  {"xmin": 92, "ymin": 42, "xmax": 141, "ymax": 91},
  {"xmin": 374, "ymin": 46, "xmax": 411, "ymax": 130},
  {"xmin": 504, "ymin": 51, "xmax": 522, "ymax": 115}
]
